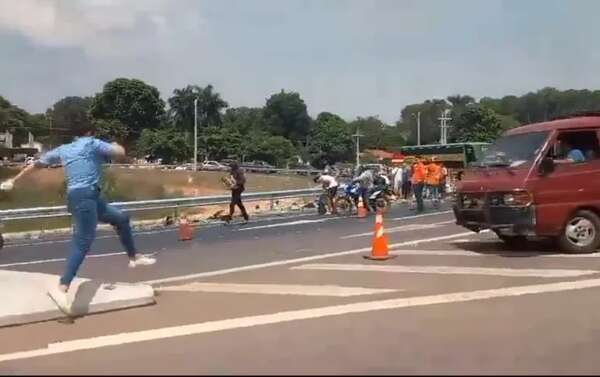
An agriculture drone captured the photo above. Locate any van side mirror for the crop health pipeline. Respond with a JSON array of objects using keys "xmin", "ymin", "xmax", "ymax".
[{"xmin": 539, "ymin": 157, "xmax": 555, "ymax": 176}]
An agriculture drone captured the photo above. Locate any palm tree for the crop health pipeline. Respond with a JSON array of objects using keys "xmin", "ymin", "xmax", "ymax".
[{"xmin": 167, "ymin": 85, "xmax": 229, "ymax": 132}]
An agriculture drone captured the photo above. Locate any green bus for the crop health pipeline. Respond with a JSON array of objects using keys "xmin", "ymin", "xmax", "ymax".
[{"xmin": 399, "ymin": 142, "xmax": 490, "ymax": 169}]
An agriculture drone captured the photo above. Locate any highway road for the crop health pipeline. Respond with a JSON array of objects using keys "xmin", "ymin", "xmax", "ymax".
[{"xmin": 2, "ymin": 201, "xmax": 600, "ymax": 374}]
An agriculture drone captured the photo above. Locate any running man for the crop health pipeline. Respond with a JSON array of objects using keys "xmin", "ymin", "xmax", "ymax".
[
  {"xmin": 314, "ymin": 172, "xmax": 339, "ymax": 215},
  {"xmin": 0, "ymin": 123, "xmax": 156, "ymax": 314}
]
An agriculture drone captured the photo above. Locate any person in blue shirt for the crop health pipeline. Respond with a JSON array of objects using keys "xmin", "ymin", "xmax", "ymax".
[
  {"xmin": 0, "ymin": 123, "xmax": 156, "ymax": 314},
  {"xmin": 557, "ymin": 140, "xmax": 586, "ymax": 163}
]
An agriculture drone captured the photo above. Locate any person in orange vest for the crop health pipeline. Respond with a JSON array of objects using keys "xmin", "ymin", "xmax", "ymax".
[
  {"xmin": 411, "ymin": 156, "xmax": 427, "ymax": 213},
  {"xmin": 426, "ymin": 156, "xmax": 442, "ymax": 203},
  {"xmin": 439, "ymin": 161, "xmax": 448, "ymax": 200}
]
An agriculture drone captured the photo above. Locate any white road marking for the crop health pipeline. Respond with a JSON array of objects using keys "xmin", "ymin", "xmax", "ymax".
[
  {"xmin": 340, "ymin": 221, "xmax": 453, "ymax": 239},
  {"xmin": 3, "ymin": 278, "xmax": 600, "ymax": 363},
  {"xmin": 237, "ymin": 219, "xmax": 330, "ymax": 231},
  {"xmin": 156, "ymin": 282, "xmax": 398, "ymax": 296},
  {"xmin": 141, "ymin": 231, "xmax": 478, "ymax": 286},
  {"xmin": 292, "ymin": 263, "xmax": 599, "ymax": 278},
  {"xmin": 0, "ymin": 252, "xmax": 140, "ymax": 268},
  {"xmin": 391, "ymin": 210, "xmax": 452, "ymax": 221},
  {"xmin": 391, "ymin": 249, "xmax": 600, "ymax": 258}
]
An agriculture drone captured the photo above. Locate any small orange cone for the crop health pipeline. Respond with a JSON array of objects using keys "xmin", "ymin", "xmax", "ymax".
[
  {"xmin": 179, "ymin": 214, "xmax": 193, "ymax": 241},
  {"xmin": 357, "ymin": 196, "xmax": 368, "ymax": 218},
  {"xmin": 363, "ymin": 209, "xmax": 396, "ymax": 260}
]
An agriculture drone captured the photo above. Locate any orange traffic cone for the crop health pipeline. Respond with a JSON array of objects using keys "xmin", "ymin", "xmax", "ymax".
[
  {"xmin": 179, "ymin": 214, "xmax": 193, "ymax": 241},
  {"xmin": 357, "ymin": 196, "xmax": 368, "ymax": 218},
  {"xmin": 363, "ymin": 209, "xmax": 396, "ymax": 260}
]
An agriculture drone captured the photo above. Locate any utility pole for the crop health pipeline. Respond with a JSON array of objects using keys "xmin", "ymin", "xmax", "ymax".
[
  {"xmin": 193, "ymin": 98, "xmax": 198, "ymax": 171},
  {"xmin": 352, "ymin": 126, "xmax": 364, "ymax": 170},
  {"xmin": 411, "ymin": 112, "xmax": 421, "ymax": 146},
  {"xmin": 438, "ymin": 109, "xmax": 452, "ymax": 145}
]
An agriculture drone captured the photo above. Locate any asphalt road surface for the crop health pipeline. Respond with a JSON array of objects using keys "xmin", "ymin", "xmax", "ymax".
[{"xmin": 2, "ymin": 201, "xmax": 600, "ymax": 374}]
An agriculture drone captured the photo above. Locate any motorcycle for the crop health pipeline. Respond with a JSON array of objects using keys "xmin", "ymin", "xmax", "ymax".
[
  {"xmin": 335, "ymin": 182, "xmax": 360, "ymax": 216},
  {"xmin": 368, "ymin": 182, "xmax": 393, "ymax": 212}
]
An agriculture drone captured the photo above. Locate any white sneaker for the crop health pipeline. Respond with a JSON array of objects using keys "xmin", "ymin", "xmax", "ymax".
[
  {"xmin": 128, "ymin": 254, "xmax": 157, "ymax": 268},
  {"xmin": 47, "ymin": 286, "xmax": 72, "ymax": 315}
]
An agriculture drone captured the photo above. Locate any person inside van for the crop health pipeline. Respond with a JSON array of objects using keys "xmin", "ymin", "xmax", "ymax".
[{"xmin": 556, "ymin": 140, "xmax": 586, "ymax": 163}]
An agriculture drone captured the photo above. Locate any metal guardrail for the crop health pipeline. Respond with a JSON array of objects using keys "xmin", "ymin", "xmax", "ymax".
[
  {"xmin": 0, "ymin": 188, "xmax": 322, "ymax": 222},
  {"xmin": 106, "ymin": 163, "xmax": 323, "ymax": 175}
]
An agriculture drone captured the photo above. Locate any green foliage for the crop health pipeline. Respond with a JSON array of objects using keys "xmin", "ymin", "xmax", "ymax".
[
  {"xmin": 136, "ymin": 126, "xmax": 192, "ymax": 164},
  {"xmin": 167, "ymin": 85, "xmax": 228, "ymax": 133},
  {"xmin": 308, "ymin": 112, "xmax": 353, "ymax": 168},
  {"xmin": 449, "ymin": 106, "xmax": 504, "ymax": 143},
  {"xmin": 94, "ymin": 119, "xmax": 130, "ymax": 144},
  {"xmin": 221, "ymin": 107, "xmax": 265, "ymax": 135},
  {"xmin": 399, "ymin": 99, "xmax": 450, "ymax": 145},
  {"xmin": 253, "ymin": 136, "xmax": 296, "ymax": 167},
  {"xmin": 48, "ymin": 96, "xmax": 93, "ymax": 135},
  {"xmin": 90, "ymin": 78, "xmax": 165, "ymax": 145},
  {"xmin": 348, "ymin": 116, "xmax": 404, "ymax": 150},
  {"xmin": 263, "ymin": 90, "xmax": 311, "ymax": 142}
]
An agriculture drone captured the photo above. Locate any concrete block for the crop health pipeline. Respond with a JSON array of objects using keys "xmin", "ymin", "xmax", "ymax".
[{"xmin": 0, "ymin": 269, "xmax": 155, "ymax": 327}]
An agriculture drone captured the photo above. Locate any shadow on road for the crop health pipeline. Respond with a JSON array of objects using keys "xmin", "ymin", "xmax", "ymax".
[{"xmin": 450, "ymin": 238, "xmax": 567, "ymax": 258}]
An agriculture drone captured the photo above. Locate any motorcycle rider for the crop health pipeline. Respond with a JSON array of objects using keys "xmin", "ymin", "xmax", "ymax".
[{"xmin": 352, "ymin": 166, "xmax": 374, "ymax": 213}]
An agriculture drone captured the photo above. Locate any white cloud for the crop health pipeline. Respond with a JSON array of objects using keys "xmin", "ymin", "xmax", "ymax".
[{"xmin": 0, "ymin": 0, "xmax": 203, "ymax": 57}]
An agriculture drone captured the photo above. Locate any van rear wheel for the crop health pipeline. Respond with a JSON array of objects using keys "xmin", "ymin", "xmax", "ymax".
[{"xmin": 559, "ymin": 210, "xmax": 600, "ymax": 254}]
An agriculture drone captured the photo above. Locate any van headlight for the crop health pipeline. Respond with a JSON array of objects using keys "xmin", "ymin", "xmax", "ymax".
[{"xmin": 503, "ymin": 191, "xmax": 532, "ymax": 206}]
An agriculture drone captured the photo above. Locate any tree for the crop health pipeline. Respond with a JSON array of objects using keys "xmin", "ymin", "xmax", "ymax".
[
  {"xmin": 263, "ymin": 90, "xmax": 311, "ymax": 142},
  {"xmin": 221, "ymin": 107, "xmax": 265, "ymax": 135},
  {"xmin": 399, "ymin": 99, "xmax": 450, "ymax": 145},
  {"xmin": 308, "ymin": 112, "xmax": 353, "ymax": 168},
  {"xmin": 253, "ymin": 136, "xmax": 296, "ymax": 167},
  {"xmin": 94, "ymin": 119, "xmax": 129, "ymax": 144},
  {"xmin": 167, "ymin": 84, "xmax": 228, "ymax": 133},
  {"xmin": 48, "ymin": 96, "xmax": 93, "ymax": 136},
  {"xmin": 136, "ymin": 126, "xmax": 192, "ymax": 165},
  {"xmin": 449, "ymin": 106, "xmax": 504, "ymax": 143},
  {"xmin": 348, "ymin": 116, "xmax": 397, "ymax": 150},
  {"xmin": 90, "ymin": 78, "xmax": 165, "ymax": 145}
]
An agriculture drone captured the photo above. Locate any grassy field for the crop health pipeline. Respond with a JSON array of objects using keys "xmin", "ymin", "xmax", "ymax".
[{"xmin": 0, "ymin": 167, "xmax": 314, "ymax": 233}]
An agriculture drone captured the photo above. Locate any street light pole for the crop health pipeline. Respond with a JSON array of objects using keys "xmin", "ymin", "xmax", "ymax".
[
  {"xmin": 352, "ymin": 126, "xmax": 364, "ymax": 170},
  {"xmin": 193, "ymin": 98, "xmax": 198, "ymax": 172},
  {"xmin": 411, "ymin": 112, "xmax": 421, "ymax": 146}
]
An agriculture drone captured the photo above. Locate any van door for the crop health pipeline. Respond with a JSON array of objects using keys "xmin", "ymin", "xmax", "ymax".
[{"xmin": 533, "ymin": 129, "xmax": 600, "ymax": 235}]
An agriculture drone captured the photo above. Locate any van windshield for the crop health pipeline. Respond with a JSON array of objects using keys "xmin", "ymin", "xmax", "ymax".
[{"xmin": 477, "ymin": 131, "xmax": 549, "ymax": 167}]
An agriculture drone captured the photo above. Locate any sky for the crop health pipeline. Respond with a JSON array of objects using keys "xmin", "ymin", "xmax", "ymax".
[{"xmin": 1, "ymin": 0, "xmax": 600, "ymax": 124}]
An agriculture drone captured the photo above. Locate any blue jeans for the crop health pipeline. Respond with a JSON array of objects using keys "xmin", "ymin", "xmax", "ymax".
[{"xmin": 60, "ymin": 186, "xmax": 137, "ymax": 286}]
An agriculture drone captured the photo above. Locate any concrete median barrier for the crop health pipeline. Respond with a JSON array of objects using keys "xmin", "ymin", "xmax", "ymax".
[{"xmin": 0, "ymin": 270, "xmax": 155, "ymax": 327}]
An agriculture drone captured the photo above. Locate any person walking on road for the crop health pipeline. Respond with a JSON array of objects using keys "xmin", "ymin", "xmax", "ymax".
[
  {"xmin": 226, "ymin": 162, "xmax": 249, "ymax": 224},
  {"xmin": 426, "ymin": 156, "xmax": 442, "ymax": 204},
  {"xmin": 411, "ymin": 157, "xmax": 427, "ymax": 213},
  {"xmin": 0, "ymin": 123, "xmax": 156, "ymax": 314}
]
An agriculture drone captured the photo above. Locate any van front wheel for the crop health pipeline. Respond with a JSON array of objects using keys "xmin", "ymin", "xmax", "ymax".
[{"xmin": 559, "ymin": 210, "xmax": 600, "ymax": 254}]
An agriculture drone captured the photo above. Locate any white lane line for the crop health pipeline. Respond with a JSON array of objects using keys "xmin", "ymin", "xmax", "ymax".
[
  {"xmin": 340, "ymin": 221, "xmax": 453, "ymax": 239},
  {"xmin": 156, "ymin": 282, "xmax": 398, "ymax": 297},
  {"xmin": 236, "ymin": 219, "xmax": 330, "ymax": 231},
  {"xmin": 0, "ymin": 252, "xmax": 130, "ymax": 268},
  {"xmin": 391, "ymin": 210, "xmax": 452, "ymax": 221},
  {"xmin": 4, "ymin": 277, "xmax": 600, "ymax": 363},
  {"xmin": 141, "ymin": 231, "xmax": 479, "ymax": 286},
  {"xmin": 292, "ymin": 263, "xmax": 599, "ymax": 278},
  {"xmin": 392, "ymin": 249, "xmax": 600, "ymax": 258}
]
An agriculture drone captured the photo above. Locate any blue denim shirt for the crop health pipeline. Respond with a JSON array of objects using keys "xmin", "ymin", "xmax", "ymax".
[
  {"xmin": 567, "ymin": 149, "xmax": 586, "ymax": 163},
  {"xmin": 37, "ymin": 137, "xmax": 114, "ymax": 191}
]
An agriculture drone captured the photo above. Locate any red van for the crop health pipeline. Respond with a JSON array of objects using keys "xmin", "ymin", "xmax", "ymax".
[{"xmin": 453, "ymin": 113, "xmax": 600, "ymax": 253}]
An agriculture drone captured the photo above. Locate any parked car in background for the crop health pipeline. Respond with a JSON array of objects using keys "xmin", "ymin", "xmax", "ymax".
[
  {"xmin": 241, "ymin": 160, "xmax": 277, "ymax": 173},
  {"xmin": 201, "ymin": 160, "xmax": 228, "ymax": 171},
  {"xmin": 219, "ymin": 158, "xmax": 237, "ymax": 167}
]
